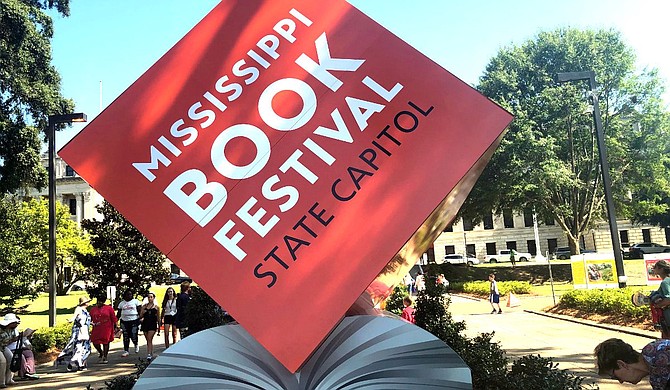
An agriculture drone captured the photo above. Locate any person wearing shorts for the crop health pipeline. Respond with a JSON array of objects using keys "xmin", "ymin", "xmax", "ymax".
[
  {"xmin": 489, "ymin": 273, "xmax": 502, "ymax": 314},
  {"xmin": 161, "ymin": 287, "xmax": 178, "ymax": 348}
]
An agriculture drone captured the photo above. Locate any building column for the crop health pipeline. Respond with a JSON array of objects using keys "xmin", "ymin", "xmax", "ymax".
[{"xmin": 76, "ymin": 192, "xmax": 85, "ymax": 223}]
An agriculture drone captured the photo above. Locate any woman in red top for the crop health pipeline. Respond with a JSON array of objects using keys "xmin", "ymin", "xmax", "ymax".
[{"xmin": 90, "ymin": 294, "xmax": 117, "ymax": 364}]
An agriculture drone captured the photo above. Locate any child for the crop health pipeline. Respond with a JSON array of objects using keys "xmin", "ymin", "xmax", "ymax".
[
  {"xmin": 651, "ymin": 260, "xmax": 670, "ymax": 336},
  {"xmin": 489, "ymin": 273, "xmax": 502, "ymax": 314},
  {"xmin": 401, "ymin": 296, "xmax": 416, "ymax": 324}
]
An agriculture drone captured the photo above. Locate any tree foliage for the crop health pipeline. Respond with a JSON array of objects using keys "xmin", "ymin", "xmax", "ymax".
[
  {"xmin": 79, "ymin": 201, "xmax": 170, "ymax": 297},
  {"xmin": 0, "ymin": 196, "xmax": 90, "ymax": 306},
  {"xmin": 461, "ymin": 28, "xmax": 670, "ymax": 251},
  {"xmin": 0, "ymin": 0, "xmax": 74, "ymax": 194}
]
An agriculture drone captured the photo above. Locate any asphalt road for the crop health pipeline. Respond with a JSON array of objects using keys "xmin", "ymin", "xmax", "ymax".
[{"xmin": 449, "ymin": 294, "xmax": 655, "ymax": 389}]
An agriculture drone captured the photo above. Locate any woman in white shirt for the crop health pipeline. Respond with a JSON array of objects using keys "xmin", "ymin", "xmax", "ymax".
[
  {"xmin": 161, "ymin": 287, "xmax": 178, "ymax": 348},
  {"xmin": 116, "ymin": 290, "xmax": 141, "ymax": 357}
]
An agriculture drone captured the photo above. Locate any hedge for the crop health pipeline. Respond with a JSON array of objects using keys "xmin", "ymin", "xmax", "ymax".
[
  {"xmin": 450, "ymin": 280, "xmax": 532, "ymax": 297},
  {"xmin": 558, "ymin": 287, "xmax": 649, "ymax": 320}
]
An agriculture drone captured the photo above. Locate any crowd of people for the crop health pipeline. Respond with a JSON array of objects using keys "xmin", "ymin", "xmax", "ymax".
[{"xmin": 0, "ymin": 281, "xmax": 193, "ymax": 386}]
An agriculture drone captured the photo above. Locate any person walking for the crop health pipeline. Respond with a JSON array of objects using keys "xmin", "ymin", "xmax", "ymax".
[
  {"xmin": 90, "ymin": 293, "xmax": 117, "ymax": 364},
  {"xmin": 403, "ymin": 273, "xmax": 414, "ymax": 295},
  {"xmin": 175, "ymin": 281, "xmax": 192, "ymax": 339},
  {"xmin": 489, "ymin": 273, "xmax": 502, "ymax": 314},
  {"xmin": 57, "ymin": 297, "xmax": 92, "ymax": 371},
  {"xmin": 509, "ymin": 249, "xmax": 516, "ymax": 268},
  {"xmin": 139, "ymin": 292, "xmax": 161, "ymax": 361},
  {"xmin": 161, "ymin": 287, "xmax": 178, "ymax": 348},
  {"xmin": 117, "ymin": 290, "xmax": 142, "ymax": 357}
]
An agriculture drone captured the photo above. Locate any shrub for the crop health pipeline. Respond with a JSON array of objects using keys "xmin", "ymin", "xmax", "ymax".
[
  {"xmin": 559, "ymin": 287, "xmax": 648, "ymax": 320},
  {"xmin": 458, "ymin": 280, "xmax": 532, "ymax": 297},
  {"xmin": 31, "ymin": 323, "xmax": 71, "ymax": 353},
  {"xmin": 456, "ymin": 332, "xmax": 508, "ymax": 388},
  {"xmin": 504, "ymin": 354, "xmax": 598, "ymax": 389},
  {"xmin": 184, "ymin": 286, "xmax": 233, "ymax": 335},
  {"xmin": 384, "ymin": 285, "xmax": 409, "ymax": 315}
]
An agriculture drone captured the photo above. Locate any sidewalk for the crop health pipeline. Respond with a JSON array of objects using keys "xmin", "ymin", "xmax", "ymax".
[
  {"xmin": 11, "ymin": 334, "xmax": 168, "ymax": 390},
  {"xmin": 451, "ymin": 292, "xmax": 658, "ymax": 339}
]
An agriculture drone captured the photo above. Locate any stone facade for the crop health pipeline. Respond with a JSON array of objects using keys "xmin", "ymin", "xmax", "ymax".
[
  {"xmin": 30, "ymin": 155, "xmax": 104, "ymax": 223},
  {"xmin": 433, "ymin": 212, "xmax": 670, "ymax": 262}
]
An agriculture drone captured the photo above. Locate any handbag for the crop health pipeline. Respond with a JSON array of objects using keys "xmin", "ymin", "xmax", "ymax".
[{"xmin": 9, "ymin": 331, "xmax": 23, "ymax": 372}]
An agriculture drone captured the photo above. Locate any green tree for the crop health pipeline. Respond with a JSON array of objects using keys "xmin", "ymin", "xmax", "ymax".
[
  {"xmin": 628, "ymin": 118, "xmax": 670, "ymax": 228},
  {"xmin": 0, "ymin": 0, "xmax": 74, "ymax": 194},
  {"xmin": 461, "ymin": 28, "xmax": 670, "ymax": 253},
  {"xmin": 0, "ymin": 196, "xmax": 90, "ymax": 306},
  {"xmin": 79, "ymin": 201, "xmax": 170, "ymax": 298}
]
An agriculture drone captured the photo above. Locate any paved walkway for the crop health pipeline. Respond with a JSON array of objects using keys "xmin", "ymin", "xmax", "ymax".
[{"xmin": 11, "ymin": 334, "xmax": 169, "ymax": 390}]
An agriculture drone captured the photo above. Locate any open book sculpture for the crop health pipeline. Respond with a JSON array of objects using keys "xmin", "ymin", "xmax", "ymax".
[{"xmin": 135, "ymin": 315, "xmax": 472, "ymax": 389}]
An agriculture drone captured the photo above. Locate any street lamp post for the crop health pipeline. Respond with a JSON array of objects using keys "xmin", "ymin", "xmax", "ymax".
[
  {"xmin": 48, "ymin": 113, "xmax": 87, "ymax": 327},
  {"xmin": 557, "ymin": 71, "xmax": 626, "ymax": 288}
]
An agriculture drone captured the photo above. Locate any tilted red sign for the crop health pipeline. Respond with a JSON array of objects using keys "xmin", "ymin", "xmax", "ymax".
[{"xmin": 60, "ymin": 0, "xmax": 512, "ymax": 371}]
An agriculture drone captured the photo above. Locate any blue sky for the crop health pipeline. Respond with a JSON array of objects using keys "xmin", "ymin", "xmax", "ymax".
[{"xmin": 50, "ymin": 0, "xmax": 670, "ymax": 149}]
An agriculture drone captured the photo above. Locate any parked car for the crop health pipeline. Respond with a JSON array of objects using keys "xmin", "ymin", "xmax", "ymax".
[
  {"xmin": 628, "ymin": 242, "xmax": 670, "ymax": 258},
  {"xmin": 443, "ymin": 254, "xmax": 480, "ymax": 266},
  {"xmin": 170, "ymin": 273, "xmax": 192, "ymax": 283},
  {"xmin": 553, "ymin": 247, "xmax": 596, "ymax": 260},
  {"xmin": 485, "ymin": 249, "xmax": 532, "ymax": 263}
]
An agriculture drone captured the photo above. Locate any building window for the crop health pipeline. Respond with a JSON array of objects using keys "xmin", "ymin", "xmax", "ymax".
[
  {"xmin": 68, "ymin": 198, "xmax": 77, "ymax": 215},
  {"xmin": 486, "ymin": 242, "xmax": 497, "ymax": 255},
  {"xmin": 443, "ymin": 223, "xmax": 453, "ymax": 232},
  {"xmin": 65, "ymin": 165, "xmax": 75, "ymax": 177},
  {"xmin": 170, "ymin": 264, "xmax": 181, "ymax": 274},
  {"xmin": 483, "ymin": 213, "xmax": 494, "ymax": 230},
  {"xmin": 620, "ymin": 230, "xmax": 629, "ymax": 247},
  {"xmin": 503, "ymin": 210, "xmax": 514, "ymax": 228},
  {"xmin": 506, "ymin": 241, "xmax": 517, "ymax": 250},
  {"xmin": 523, "ymin": 209, "xmax": 533, "ymax": 227},
  {"xmin": 642, "ymin": 228, "xmax": 651, "ymax": 243},
  {"xmin": 445, "ymin": 245, "xmax": 455, "ymax": 255},
  {"xmin": 527, "ymin": 240, "xmax": 537, "ymax": 256},
  {"xmin": 665, "ymin": 228, "xmax": 670, "ymax": 245},
  {"xmin": 466, "ymin": 244, "xmax": 476, "ymax": 257},
  {"xmin": 544, "ymin": 218, "xmax": 555, "ymax": 226},
  {"xmin": 463, "ymin": 219, "xmax": 474, "ymax": 231},
  {"xmin": 547, "ymin": 238, "xmax": 558, "ymax": 255}
]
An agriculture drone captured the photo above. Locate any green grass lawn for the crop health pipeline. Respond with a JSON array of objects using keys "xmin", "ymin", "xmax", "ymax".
[{"xmin": 5, "ymin": 284, "xmax": 185, "ymax": 331}]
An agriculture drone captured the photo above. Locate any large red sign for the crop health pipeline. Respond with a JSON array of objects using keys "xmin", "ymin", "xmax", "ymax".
[{"xmin": 60, "ymin": 0, "xmax": 512, "ymax": 371}]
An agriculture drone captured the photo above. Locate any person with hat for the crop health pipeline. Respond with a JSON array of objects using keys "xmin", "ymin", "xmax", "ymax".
[
  {"xmin": 57, "ymin": 296, "xmax": 92, "ymax": 371},
  {"xmin": 0, "ymin": 313, "xmax": 21, "ymax": 387},
  {"xmin": 90, "ymin": 293, "xmax": 117, "ymax": 364}
]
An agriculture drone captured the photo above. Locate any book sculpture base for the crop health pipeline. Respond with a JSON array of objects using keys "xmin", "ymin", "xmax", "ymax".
[{"xmin": 134, "ymin": 315, "xmax": 472, "ymax": 389}]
